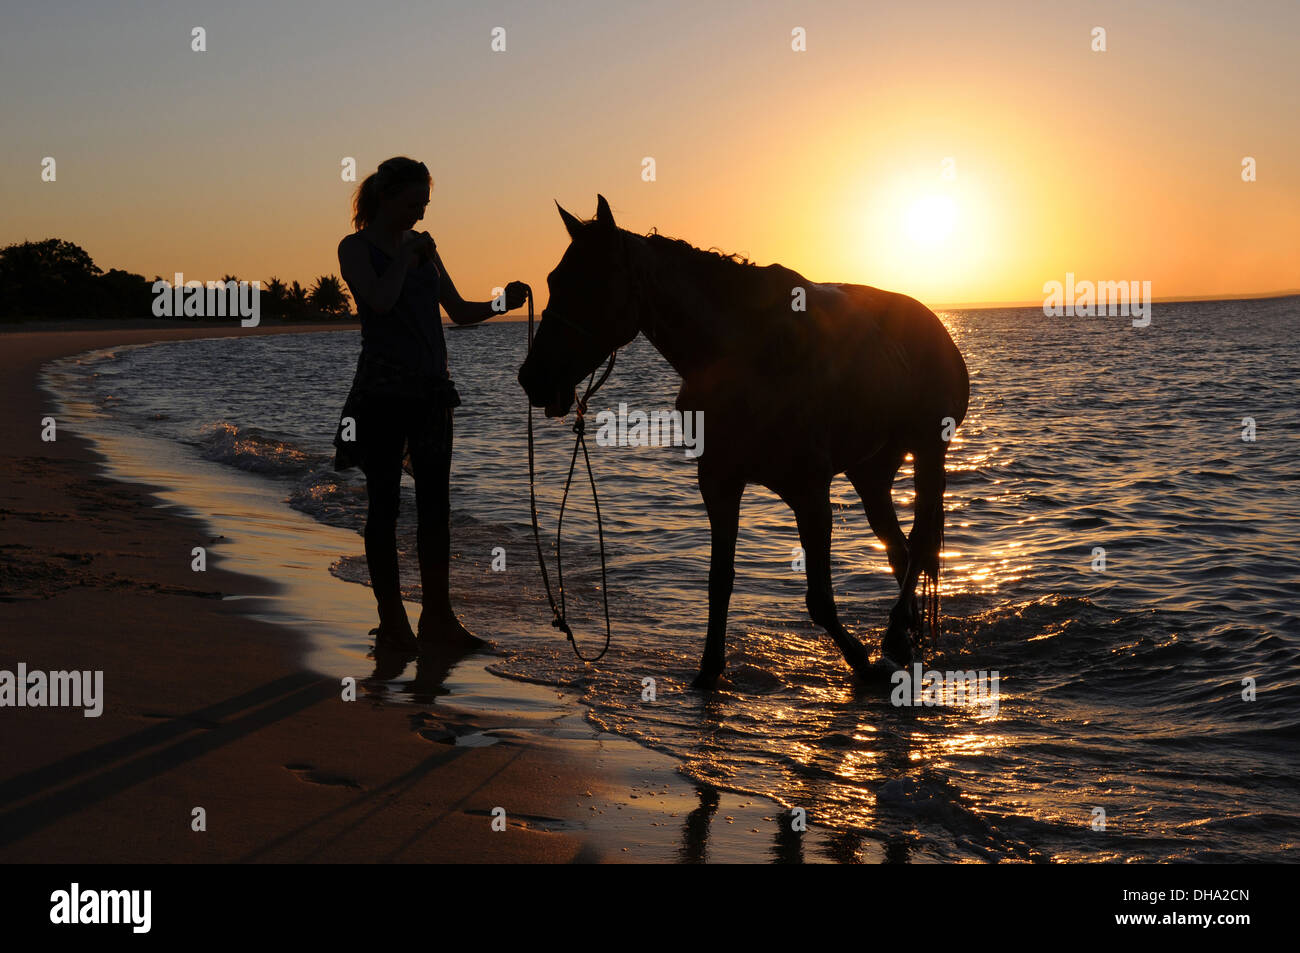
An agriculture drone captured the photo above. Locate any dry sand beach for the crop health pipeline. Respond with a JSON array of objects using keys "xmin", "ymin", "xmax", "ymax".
[{"xmin": 0, "ymin": 320, "xmax": 814, "ymax": 865}]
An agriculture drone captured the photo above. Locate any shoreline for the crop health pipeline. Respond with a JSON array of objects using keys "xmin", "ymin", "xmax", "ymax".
[
  {"xmin": 2, "ymin": 321, "xmax": 609, "ymax": 861},
  {"xmin": 1, "ymin": 320, "xmax": 833, "ymax": 863}
]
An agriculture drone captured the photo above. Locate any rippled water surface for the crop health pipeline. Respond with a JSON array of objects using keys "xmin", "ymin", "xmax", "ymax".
[{"xmin": 49, "ymin": 297, "xmax": 1300, "ymax": 861}]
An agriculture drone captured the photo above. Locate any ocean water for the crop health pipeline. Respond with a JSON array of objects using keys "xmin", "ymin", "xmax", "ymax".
[{"xmin": 46, "ymin": 296, "xmax": 1300, "ymax": 862}]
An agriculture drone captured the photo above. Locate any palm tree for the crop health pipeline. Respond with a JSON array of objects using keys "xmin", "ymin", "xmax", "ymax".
[
  {"xmin": 309, "ymin": 274, "xmax": 352, "ymax": 318},
  {"xmin": 263, "ymin": 276, "xmax": 288, "ymax": 317},
  {"xmin": 285, "ymin": 281, "xmax": 309, "ymax": 316}
]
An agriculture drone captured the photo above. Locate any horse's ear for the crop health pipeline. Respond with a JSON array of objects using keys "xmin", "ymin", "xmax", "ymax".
[
  {"xmin": 556, "ymin": 201, "xmax": 582, "ymax": 239},
  {"xmin": 595, "ymin": 194, "xmax": 617, "ymax": 230}
]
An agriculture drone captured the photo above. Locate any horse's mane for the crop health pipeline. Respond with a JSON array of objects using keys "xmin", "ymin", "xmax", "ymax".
[
  {"xmin": 568, "ymin": 215, "xmax": 804, "ymax": 314},
  {"xmin": 642, "ymin": 228, "xmax": 757, "ymax": 270},
  {"xmin": 638, "ymin": 227, "xmax": 797, "ymax": 309}
]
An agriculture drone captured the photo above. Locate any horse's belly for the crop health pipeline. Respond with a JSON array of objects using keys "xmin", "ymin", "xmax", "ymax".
[{"xmin": 687, "ymin": 397, "xmax": 889, "ymax": 485}]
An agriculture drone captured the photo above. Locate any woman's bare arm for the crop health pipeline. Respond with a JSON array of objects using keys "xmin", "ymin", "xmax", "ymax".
[
  {"xmin": 437, "ymin": 248, "xmax": 529, "ymax": 325},
  {"xmin": 436, "ymin": 248, "xmax": 497, "ymax": 325}
]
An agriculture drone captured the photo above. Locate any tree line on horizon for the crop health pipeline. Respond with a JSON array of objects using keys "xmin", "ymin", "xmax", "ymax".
[{"xmin": 0, "ymin": 239, "xmax": 353, "ymax": 321}]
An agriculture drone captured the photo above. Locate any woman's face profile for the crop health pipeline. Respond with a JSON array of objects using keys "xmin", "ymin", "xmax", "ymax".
[{"xmin": 386, "ymin": 182, "xmax": 430, "ymax": 230}]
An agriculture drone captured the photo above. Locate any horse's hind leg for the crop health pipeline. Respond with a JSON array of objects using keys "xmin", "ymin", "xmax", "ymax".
[
  {"xmin": 786, "ymin": 483, "xmax": 873, "ymax": 679},
  {"xmin": 692, "ymin": 469, "xmax": 744, "ymax": 690},
  {"xmin": 882, "ymin": 444, "xmax": 947, "ymax": 666},
  {"xmin": 847, "ymin": 451, "xmax": 908, "ymax": 587}
]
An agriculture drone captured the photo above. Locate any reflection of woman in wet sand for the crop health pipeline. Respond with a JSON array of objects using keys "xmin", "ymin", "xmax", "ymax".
[{"xmin": 334, "ymin": 156, "xmax": 527, "ymax": 654}]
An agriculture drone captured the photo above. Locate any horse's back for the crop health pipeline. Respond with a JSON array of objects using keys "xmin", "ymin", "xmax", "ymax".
[
  {"xmin": 680, "ymin": 272, "xmax": 969, "ymax": 485},
  {"xmin": 824, "ymin": 283, "xmax": 970, "ymax": 429}
]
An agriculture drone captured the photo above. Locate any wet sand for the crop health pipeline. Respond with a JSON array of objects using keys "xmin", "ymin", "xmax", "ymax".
[{"xmin": 0, "ymin": 319, "xmax": 821, "ymax": 863}]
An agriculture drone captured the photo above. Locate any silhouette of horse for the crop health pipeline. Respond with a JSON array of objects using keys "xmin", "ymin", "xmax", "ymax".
[{"xmin": 519, "ymin": 196, "xmax": 969, "ymax": 688}]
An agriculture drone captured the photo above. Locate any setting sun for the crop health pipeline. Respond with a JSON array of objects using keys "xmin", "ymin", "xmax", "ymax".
[{"xmin": 905, "ymin": 194, "xmax": 958, "ymax": 245}]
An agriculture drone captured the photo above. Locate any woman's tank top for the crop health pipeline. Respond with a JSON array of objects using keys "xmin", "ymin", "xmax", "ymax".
[{"xmin": 356, "ymin": 238, "xmax": 448, "ymax": 380}]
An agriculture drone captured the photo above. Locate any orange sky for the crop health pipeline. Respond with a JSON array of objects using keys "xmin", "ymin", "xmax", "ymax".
[{"xmin": 4, "ymin": 0, "xmax": 1297, "ymax": 310}]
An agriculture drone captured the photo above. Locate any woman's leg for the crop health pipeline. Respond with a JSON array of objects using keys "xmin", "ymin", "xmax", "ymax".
[
  {"xmin": 413, "ymin": 407, "xmax": 452, "ymax": 620},
  {"xmin": 361, "ymin": 400, "xmax": 415, "ymax": 641},
  {"xmin": 409, "ymin": 406, "xmax": 481, "ymax": 647}
]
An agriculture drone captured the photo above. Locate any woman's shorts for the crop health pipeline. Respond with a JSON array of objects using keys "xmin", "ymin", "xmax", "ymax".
[{"xmin": 332, "ymin": 351, "xmax": 460, "ymax": 475}]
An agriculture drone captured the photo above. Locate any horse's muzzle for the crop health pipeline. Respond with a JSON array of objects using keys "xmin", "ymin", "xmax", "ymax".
[
  {"xmin": 518, "ymin": 362, "xmax": 574, "ymax": 418},
  {"xmin": 544, "ymin": 390, "xmax": 575, "ymax": 418}
]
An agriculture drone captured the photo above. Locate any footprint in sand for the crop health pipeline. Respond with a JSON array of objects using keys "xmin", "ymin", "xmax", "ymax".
[
  {"xmin": 462, "ymin": 808, "xmax": 582, "ymax": 833},
  {"xmin": 283, "ymin": 763, "xmax": 364, "ymax": 790}
]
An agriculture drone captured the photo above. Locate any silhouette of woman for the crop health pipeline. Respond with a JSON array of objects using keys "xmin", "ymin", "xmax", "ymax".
[{"xmin": 333, "ymin": 157, "xmax": 527, "ymax": 653}]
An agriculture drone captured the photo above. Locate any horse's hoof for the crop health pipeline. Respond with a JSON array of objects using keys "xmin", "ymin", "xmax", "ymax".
[
  {"xmin": 884, "ymin": 648, "xmax": 913, "ymax": 669},
  {"xmin": 844, "ymin": 646, "xmax": 874, "ymax": 679},
  {"xmin": 691, "ymin": 669, "xmax": 722, "ymax": 691},
  {"xmin": 854, "ymin": 657, "xmax": 903, "ymax": 684},
  {"xmin": 882, "ymin": 624, "xmax": 914, "ymax": 668}
]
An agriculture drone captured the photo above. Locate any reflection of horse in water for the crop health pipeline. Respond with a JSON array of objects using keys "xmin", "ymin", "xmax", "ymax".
[{"xmin": 519, "ymin": 196, "xmax": 969, "ymax": 689}]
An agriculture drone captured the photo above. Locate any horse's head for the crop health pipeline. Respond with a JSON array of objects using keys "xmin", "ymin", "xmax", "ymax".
[{"xmin": 518, "ymin": 195, "xmax": 642, "ymax": 417}]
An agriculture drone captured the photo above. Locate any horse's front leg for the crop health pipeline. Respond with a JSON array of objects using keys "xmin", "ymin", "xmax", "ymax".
[{"xmin": 692, "ymin": 470, "xmax": 743, "ymax": 690}]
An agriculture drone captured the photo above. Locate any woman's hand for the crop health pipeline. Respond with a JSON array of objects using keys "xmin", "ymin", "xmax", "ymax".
[
  {"xmin": 504, "ymin": 280, "xmax": 529, "ymax": 311},
  {"xmin": 399, "ymin": 230, "xmax": 437, "ymax": 267}
]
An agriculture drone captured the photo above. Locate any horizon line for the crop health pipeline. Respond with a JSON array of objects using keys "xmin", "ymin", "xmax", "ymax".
[{"xmin": 472, "ymin": 288, "xmax": 1300, "ymax": 323}]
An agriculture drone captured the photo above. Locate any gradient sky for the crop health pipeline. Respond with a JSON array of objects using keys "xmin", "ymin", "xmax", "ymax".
[{"xmin": 3, "ymin": 0, "xmax": 1297, "ymax": 309}]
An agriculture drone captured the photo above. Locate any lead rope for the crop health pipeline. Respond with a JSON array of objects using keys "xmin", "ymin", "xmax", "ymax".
[{"xmin": 524, "ymin": 286, "xmax": 617, "ymax": 661}]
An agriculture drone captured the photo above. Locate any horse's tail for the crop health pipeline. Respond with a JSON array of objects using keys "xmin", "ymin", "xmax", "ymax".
[{"xmin": 917, "ymin": 490, "xmax": 944, "ymax": 655}]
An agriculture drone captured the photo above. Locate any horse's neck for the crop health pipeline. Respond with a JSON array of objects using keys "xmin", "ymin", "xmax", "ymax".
[{"xmin": 631, "ymin": 236, "xmax": 730, "ymax": 378}]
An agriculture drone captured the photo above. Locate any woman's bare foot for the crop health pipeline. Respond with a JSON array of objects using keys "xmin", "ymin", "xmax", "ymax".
[
  {"xmin": 370, "ymin": 624, "xmax": 419, "ymax": 655},
  {"xmin": 417, "ymin": 611, "xmax": 487, "ymax": 653}
]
